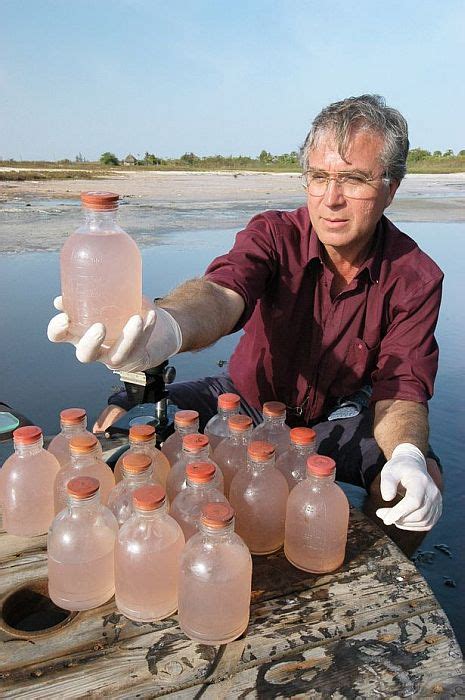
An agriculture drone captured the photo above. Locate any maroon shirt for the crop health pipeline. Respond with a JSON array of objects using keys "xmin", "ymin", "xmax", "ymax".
[{"xmin": 205, "ymin": 207, "xmax": 443, "ymax": 423}]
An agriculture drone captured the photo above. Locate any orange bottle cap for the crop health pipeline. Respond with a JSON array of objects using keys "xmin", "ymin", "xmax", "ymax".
[
  {"xmin": 228, "ymin": 414, "xmax": 253, "ymax": 432},
  {"xmin": 13, "ymin": 425, "xmax": 42, "ymax": 444},
  {"xmin": 248, "ymin": 440, "xmax": 275, "ymax": 460},
  {"xmin": 307, "ymin": 455, "xmax": 336, "ymax": 476},
  {"xmin": 174, "ymin": 410, "xmax": 199, "ymax": 427},
  {"xmin": 122, "ymin": 452, "xmax": 152, "ymax": 473},
  {"xmin": 290, "ymin": 427, "xmax": 316, "ymax": 445},
  {"xmin": 129, "ymin": 424, "xmax": 156, "ymax": 442},
  {"xmin": 60, "ymin": 408, "xmax": 86, "ymax": 425},
  {"xmin": 218, "ymin": 393, "xmax": 240, "ymax": 409},
  {"xmin": 69, "ymin": 433, "xmax": 99, "ymax": 454},
  {"xmin": 80, "ymin": 191, "xmax": 119, "ymax": 211},
  {"xmin": 183, "ymin": 433, "xmax": 209, "ymax": 452},
  {"xmin": 263, "ymin": 401, "xmax": 286, "ymax": 417},
  {"xmin": 133, "ymin": 484, "xmax": 165, "ymax": 510},
  {"xmin": 200, "ymin": 502, "xmax": 235, "ymax": 528},
  {"xmin": 67, "ymin": 476, "xmax": 99, "ymax": 499},
  {"xmin": 186, "ymin": 462, "xmax": 215, "ymax": 483}
]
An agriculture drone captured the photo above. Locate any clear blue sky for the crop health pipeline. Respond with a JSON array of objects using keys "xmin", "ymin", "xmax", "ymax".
[{"xmin": 1, "ymin": 0, "xmax": 464, "ymax": 161}]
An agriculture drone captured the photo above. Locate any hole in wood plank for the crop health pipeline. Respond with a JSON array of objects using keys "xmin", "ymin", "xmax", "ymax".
[{"xmin": 0, "ymin": 578, "xmax": 78, "ymax": 638}]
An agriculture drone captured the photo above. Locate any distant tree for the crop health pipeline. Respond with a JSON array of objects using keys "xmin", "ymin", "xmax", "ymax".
[
  {"xmin": 180, "ymin": 152, "xmax": 200, "ymax": 165},
  {"xmin": 443, "ymin": 149, "xmax": 454, "ymax": 157},
  {"xmin": 259, "ymin": 149, "xmax": 273, "ymax": 163},
  {"xmin": 75, "ymin": 152, "xmax": 86, "ymax": 163},
  {"xmin": 100, "ymin": 152, "xmax": 120, "ymax": 166},
  {"xmin": 407, "ymin": 148, "xmax": 431, "ymax": 161},
  {"xmin": 458, "ymin": 149, "xmax": 465, "ymax": 157},
  {"xmin": 432, "ymin": 150, "xmax": 442, "ymax": 157},
  {"xmin": 58, "ymin": 159, "xmax": 71, "ymax": 165},
  {"xmin": 143, "ymin": 151, "xmax": 165, "ymax": 165}
]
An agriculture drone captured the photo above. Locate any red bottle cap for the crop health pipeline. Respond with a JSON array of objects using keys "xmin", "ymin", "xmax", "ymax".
[
  {"xmin": 307, "ymin": 455, "xmax": 336, "ymax": 476},
  {"xmin": 67, "ymin": 476, "xmax": 99, "ymax": 499},
  {"xmin": 200, "ymin": 502, "xmax": 235, "ymax": 529},
  {"xmin": 228, "ymin": 415, "xmax": 253, "ymax": 432},
  {"xmin": 290, "ymin": 427, "xmax": 316, "ymax": 445},
  {"xmin": 13, "ymin": 425, "xmax": 42, "ymax": 444},
  {"xmin": 263, "ymin": 401, "xmax": 286, "ymax": 417},
  {"xmin": 186, "ymin": 462, "xmax": 215, "ymax": 483},
  {"xmin": 122, "ymin": 452, "xmax": 152, "ymax": 473},
  {"xmin": 69, "ymin": 434, "xmax": 99, "ymax": 454},
  {"xmin": 133, "ymin": 484, "xmax": 165, "ymax": 510},
  {"xmin": 218, "ymin": 393, "xmax": 240, "ymax": 410},
  {"xmin": 129, "ymin": 424, "xmax": 156, "ymax": 442},
  {"xmin": 80, "ymin": 191, "xmax": 119, "ymax": 211},
  {"xmin": 174, "ymin": 410, "xmax": 199, "ymax": 427},
  {"xmin": 183, "ymin": 433, "xmax": 209, "ymax": 452},
  {"xmin": 247, "ymin": 440, "xmax": 275, "ymax": 460},
  {"xmin": 60, "ymin": 408, "xmax": 86, "ymax": 425}
]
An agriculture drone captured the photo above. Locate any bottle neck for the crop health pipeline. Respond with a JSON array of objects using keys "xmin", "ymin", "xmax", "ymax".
[
  {"xmin": 14, "ymin": 437, "xmax": 43, "ymax": 457},
  {"xmin": 176, "ymin": 423, "xmax": 199, "ymax": 437},
  {"xmin": 264, "ymin": 414, "xmax": 286, "ymax": 426},
  {"xmin": 129, "ymin": 437, "xmax": 156, "ymax": 450},
  {"xmin": 83, "ymin": 209, "xmax": 118, "ymax": 231},
  {"xmin": 186, "ymin": 478, "xmax": 215, "ymax": 491},
  {"xmin": 291, "ymin": 442, "xmax": 315, "ymax": 456},
  {"xmin": 182, "ymin": 446, "xmax": 209, "ymax": 459},
  {"xmin": 218, "ymin": 406, "xmax": 238, "ymax": 419},
  {"xmin": 229, "ymin": 428, "xmax": 252, "ymax": 445},
  {"xmin": 307, "ymin": 471, "xmax": 336, "ymax": 485},
  {"xmin": 247, "ymin": 455, "xmax": 275, "ymax": 471},
  {"xmin": 134, "ymin": 502, "xmax": 167, "ymax": 519},
  {"xmin": 60, "ymin": 419, "xmax": 87, "ymax": 437},
  {"xmin": 121, "ymin": 466, "xmax": 153, "ymax": 483},
  {"xmin": 70, "ymin": 446, "xmax": 101, "ymax": 466},
  {"xmin": 67, "ymin": 492, "xmax": 101, "ymax": 509},
  {"xmin": 199, "ymin": 520, "xmax": 235, "ymax": 537}
]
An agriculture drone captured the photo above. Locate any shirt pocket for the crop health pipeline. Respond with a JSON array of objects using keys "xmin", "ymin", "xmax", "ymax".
[{"xmin": 334, "ymin": 337, "xmax": 380, "ymax": 395}]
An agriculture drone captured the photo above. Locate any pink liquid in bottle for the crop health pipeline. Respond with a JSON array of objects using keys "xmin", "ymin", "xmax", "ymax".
[
  {"xmin": 161, "ymin": 410, "xmax": 199, "ymax": 466},
  {"xmin": 166, "ymin": 434, "xmax": 223, "ymax": 504},
  {"xmin": 170, "ymin": 462, "xmax": 229, "ymax": 541},
  {"xmin": 213, "ymin": 414, "xmax": 253, "ymax": 497},
  {"xmin": 229, "ymin": 441, "xmax": 289, "ymax": 555},
  {"xmin": 276, "ymin": 427, "xmax": 316, "ymax": 490},
  {"xmin": 251, "ymin": 401, "xmax": 291, "ymax": 457},
  {"xmin": 54, "ymin": 434, "xmax": 115, "ymax": 514},
  {"xmin": 60, "ymin": 191, "xmax": 142, "ymax": 344},
  {"xmin": 108, "ymin": 452, "xmax": 156, "ymax": 526},
  {"xmin": 284, "ymin": 455, "xmax": 349, "ymax": 573},
  {"xmin": 204, "ymin": 393, "xmax": 241, "ymax": 451},
  {"xmin": 48, "ymin": 408, "xmax": 103, "ymax": 469},
  {"xmin": 48, "ymin": 476, "xmax": 119, "ymax": 610},
  {"xmin": 115, "ymin": 485, "xmax": 185, "ymax": 622},
  {"xmin": 114, "ymin": 424, "xmax": 170, "ymax": 487},
  {"xmin": 1, "ymin": 426, "xmax": 60, "ymax": 536},
  {"xmin": 178, "ymin": 502, "xmax": 252, "ymax": 645}
]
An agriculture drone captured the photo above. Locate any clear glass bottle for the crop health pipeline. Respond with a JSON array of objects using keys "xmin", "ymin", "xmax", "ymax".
[
  {"xmin": 229, "ymin": 441, "xmax": 289, "ymax": 555},
  {"xmin": 251, "ymin": 401, "xmax": 291, "ymax": 457},
  {"xmin": 213, "ymin": 414, "xmax": 253, "ymax": 497},
  {"xmin": 284, "ymin": 455, "xmax": 349, "ymax": 573},
  {"xmin": 108, "ymin": 452, "xmax": 155, "ymax": 526},
  {"xmin": 166, "ymin": 434, "xmax": 223, "ymax": 504},
  {"xmin": 204, "ymin": 393, "xmax": 241, "ymax": 451},
  {"xmin": 161, "ymin": 410, "xmax": 199, "ymax": 467},
  {"xmin": 170, "ymin": 462, "xmax": 229, "ymax": 541},
  {"xmin": 178, "ymin": 502, "xmax": 252, "ymax": 645},
  {"xmin": 275, "ymin": 427, "xmax": 317, "ymax": 490},
  {"xmin": 60, "ymin": 191, "xmax": 142, "ymax": 344},
  {"xmin": 48, "ymin": 476, "xmax": 118, "ymax": 610},
  {"xmin": 115, "ymin": 485, "xmax": 185, "ymax": 622},
  {"xmin": 1, "ymin": 426, "xmax": 60, "ymax": 536},
  {"xmin": 48, "ymin": 408, "xmax": 103, "ymax": 469},
  {"xmin": 54, "ymin": 434, "xmax": 115, "ymax": 514},
  {"xmin": 114, "ymin": 424, "xmax": 170, "ymax": 487}
]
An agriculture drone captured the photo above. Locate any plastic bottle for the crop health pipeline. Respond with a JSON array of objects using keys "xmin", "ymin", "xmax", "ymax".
[
  {"xmin": 48, "ymin": 476, "xmax": 118, "ymax": 610},
  {"xmin": 213, "ymin": 414, "xmax": 253, "ymax": 497},
  {"xmin": 204, "ymin": 393, "xmax": 241, "ymax": 451},
  {"xmin": 108, "ymin": 453, "xmax": 155, "ymax": 526},
  {"xmin": 275, "ymin": 427, "xmax": 317, "ymax": 490},
  {"xmin": 161, "ymin": 410, "xmax": 199, "ymax": 467},
  {"xmin": 251, "ymin": 401, "xmax": 291, "ymax": 457},
  {"xmin": 1, "ymin": 426, "xmax": 60, "ymax": 536},
  {"xmin": 229, "ymin": 441, "xmax": 289, "ymax": 555},
  {"xmin": 170, "ymin": 462, "xmax": 230, "ymax": 541},
  {"xmin": 60, "ymin": 191, "xmax": 142, "ymax": 344},
  {"xmin": 166, "ymin": 434, "xmax": 223, "ymax": 504},
  {"xmin": 114, "ymin": 424, "xmax": 170, "ymax": 487},
  {"xmin": 47, "ymin": 408, "xmax": 103, "ymax": 469},
  {"xmin": 284, "ymin": 455, "xmax": 349, "ymax": 573},
  {"xmin": 178, "ymin": 502, "xmax": 252, "ymax": 645},
  {"xmin": 54, "ymin": 434, "xmax": 115, "ymax": 514},
  {"xmin": 115, "ymin": 485, "xmax": 185, "ymax": 622}
]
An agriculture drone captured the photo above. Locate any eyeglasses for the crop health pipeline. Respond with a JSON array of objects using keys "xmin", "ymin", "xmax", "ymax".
[{"xmin": 302, "ymin": 169, "xmax": 390, "ymax": 199}]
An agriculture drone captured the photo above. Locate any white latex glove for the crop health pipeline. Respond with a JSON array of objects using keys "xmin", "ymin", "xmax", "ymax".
[
  {"xmin": 47, "ymin": 296, "xmax": 182, "ymax": 372},
  {"xmin": 376, "ymin": 443, "xmax": 442, "ymax": 531}
]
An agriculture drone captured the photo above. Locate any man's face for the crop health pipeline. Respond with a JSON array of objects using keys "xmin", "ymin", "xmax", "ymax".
[{"xmin": 306, "ymin": 129, "xmax": 399, "ymax": 255}]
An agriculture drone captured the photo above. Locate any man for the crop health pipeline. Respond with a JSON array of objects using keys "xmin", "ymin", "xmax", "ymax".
[{"xmin": 48, "ymin": 94, "xmax": 443, "ymax": 536}]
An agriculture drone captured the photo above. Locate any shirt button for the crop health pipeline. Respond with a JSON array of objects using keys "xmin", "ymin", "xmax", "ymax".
[{"xmin": 358, "ymin": 343, "xmax": 363, "ymax": 350}]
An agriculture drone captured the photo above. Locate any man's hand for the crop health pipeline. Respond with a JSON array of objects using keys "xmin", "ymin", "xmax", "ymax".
[
  {"xmin": 376, "ymin": 443, "xmax": 442, "ymax": 531},
  {"xmin": 47, "ymin": 296, "xmax": 182, "ymax": 372}
]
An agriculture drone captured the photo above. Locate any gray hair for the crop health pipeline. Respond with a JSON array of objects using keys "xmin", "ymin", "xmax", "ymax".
[{"xmin": 300, "ymin": 94, "xmax": 409, "ymax": 181}]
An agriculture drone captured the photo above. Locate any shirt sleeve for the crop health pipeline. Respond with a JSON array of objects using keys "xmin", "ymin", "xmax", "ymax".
[
  {"xmin": 371, "ymin": 275, "xmax": 443, "ymax": 404},
  {"xmin": 204, "ymin": 213, "xmax": 279, "ymax": 331}
]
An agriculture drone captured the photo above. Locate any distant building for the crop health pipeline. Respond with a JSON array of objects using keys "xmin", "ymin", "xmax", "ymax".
[{"xmin": 123, "ymin": 154, "xmax": 137, "ymax": 165}]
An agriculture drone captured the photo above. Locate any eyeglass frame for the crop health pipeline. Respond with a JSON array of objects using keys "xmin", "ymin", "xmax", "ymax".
[{"xmin": 301, "ymin": 168, "xmax": 391, "ymax": 197}]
